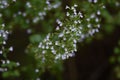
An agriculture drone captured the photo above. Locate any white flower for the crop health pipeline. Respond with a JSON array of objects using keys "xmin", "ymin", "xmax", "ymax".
[
  {"xmin": 42, "ymin": 46, "xmax": 45, "ymax": 49},
  {"xmin": 48, "ymin": 42, "xmax": 52, "ymax": 45},
  {"xmin": 58, "ymin": 33, "xmax": 64, "ymax": 37},
  {"xmin": 35, "ymin": 69, "xmax": 39, "ymax": 73},
  {"xmin": 38, "ymin": 43, "xmax": 42, "ymax": 48},
  {"xmin": 55, "ymin": 41, "xmax": 59, "ymax": 45},
  {"xmin": 90, "ymin": 13, "xmax": 95, "ymax": 18},
  {"xmin": 74, "ymin": 4, "xmax": 78, "ymax": 7},
  {"xmin": 97, "ymin": 10, "xmax": 101, "ymax": 15},
  {"xmin": 52, "ymin": 49, "xmax": 56, "ymax": 54},
  {"xmin": 73, "ymin": 39, "xmax": 77, "ymax": 43},
  {"xmin": 42, "ymin": 50, "xmax": 46, "ymax": 54},
  {"xmin": 62, "ymin": 55, "xmax": 66, "ymax": 60},
  {"xmin": 2, "ymin": 23, "xmax": 5, "ymax": 27},
  {"xmin": 46, "ymin": 46, "xmax": 49, "ymax": 49},
  {"xmin": 65, "ymin": 48, "xmax": 68, "ymax": 52},
  {"xmin": 26, "ymin": 2, "xmax": 32, "ymax": 8},
  {"xmin": 9, "ymin": 46, "xmax": 13, "ymax": 51},
  {"xmin": 0, "ymin": 51, "xmax": 2, "ymax": 54},
  {"xmin": 65, "ymin": 5, "xmax": 70, "ymax": 9},
  {"xmin": 95, "ymin": 17, "xmax": 99, "ymax": 22},
  {"xmin": 74, "ymin": 20, "xmax": 78, "ymax": 24},
  {"xmin": 62, "ymin": 44, "xmax": 65, "ymax": 48},
  {"xmin": 16, "ymin": 62, "xmax": 20, "ymax": 66},
  {"xmin": 63, "ymin": 37, "xmax": 66, "ymax": 41},
  {"xmin": 56, "ymin": 26, "xmax": 60, "ymax": 30},
  {"xmin": 51, "ymin": 46, "xmax": 54, "ymax": 50},
  {"xmin": 46, "ymin": 33, "xmax": 50, "ymax": 40},
  {"xmin": 93, "ymin": 0, "xmax": 98, "ymax": 3},
  {"xmin": 87, "ymin": 24, "xmax": 91, "ymax": 28},
  {"xmin": 86, "ymin": 18, "xmax": 90, "ymax": 21},
  {"xmin": 7, "ymin": 60, "xmax": 10, "ymax": 64},
  {"xmin": 66, "ymin": 12, "xmax": 70, "ymax": 16},
  {"xmin": 13, "ymin": 0, "xmax": 16, "ymax": 2}
]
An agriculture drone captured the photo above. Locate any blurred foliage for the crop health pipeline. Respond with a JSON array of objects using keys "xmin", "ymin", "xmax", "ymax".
[
  {"xmin": 0, "ymin": 0, "xmax": 120, "ymax": 80},
  {"xmin": 110, "ymin": 40, "xmax": 120, "ymax": 79}
]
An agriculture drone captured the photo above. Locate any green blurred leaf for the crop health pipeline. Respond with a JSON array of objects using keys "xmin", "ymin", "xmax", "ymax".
[
  {"xmin": 2, "ymin": 72, "xmax": 11, "ymax": 78},
  {"xmin": 2, "ymin": 70, "xmax": 20, "ymax": 78},
  {"xmin": 29, "ymin": 34, "xmax": 44, "ymax": 43},
  {"xmin": 115, "ymin": 66, "xmax": 120, "ymax": 79},
  {"xmin": 118, "ymin": 56, "xmax": 120, "ymax": 63},
  {"xmin": 104, "ymin": 24, "xmax": 114, "ymax": 34},
  {"xmin": 109, "ymin": 56, "xmax": 115, "ymax": 64},
  {"xmin": 114, "ymin": 47, "xmax": 120, "ymax": 54}
]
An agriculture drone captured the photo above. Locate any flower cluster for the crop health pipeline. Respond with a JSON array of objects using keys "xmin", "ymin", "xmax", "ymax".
[
  {"xmin": 0, "ymin": 24, "xmax": 18, "ymax": 73},
  {"xmin": 0, "ymin": 0, "xmax": 62, "ymax": 77},
  {"xmin": 34, "ymin": 4, "xmax": 101, "ymax": 66},
  {"xmin": 0, "ymin": 0, "xmax": 9, "ymax": 9},
  {"xmin": 0, "ymin": 0, "xmax": 119, "ymax": 79},
  {"xmin": 0, "ymin": 23, "xmax": 12, "ymax": 56},
  {"xmin": 0, "ymin": 0, "xmax": 16, "ymax": 9},
  {"xmin": 0, "ymin": 60, "xmax": 20, "ymax": 72},
  {"xmin": 0, "ymin": 24, "xmax": 9, "ymax": 45},
  {"xmin": 25, "ymin": 0, "xmax": 61, "ymax": 23},
  {"xmin": 88, "ymin": 0, "xmax": 98, "ymax": 3},
  {"xmin": 0, "ymin": 0, "xmax": 62, "ymax": 32}
]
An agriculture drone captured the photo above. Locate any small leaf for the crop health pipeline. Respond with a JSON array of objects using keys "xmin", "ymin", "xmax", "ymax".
[
  {"xmin": 109, "ymin": 56, "xmax": 115, "ymax": 64},
  {"xmin": 114, "ymin": 47, "xmax": 120, "ymax": 54},
  {"xmin": 29, "ymin": 34, "xmax": 44, "ymax": 43}
]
